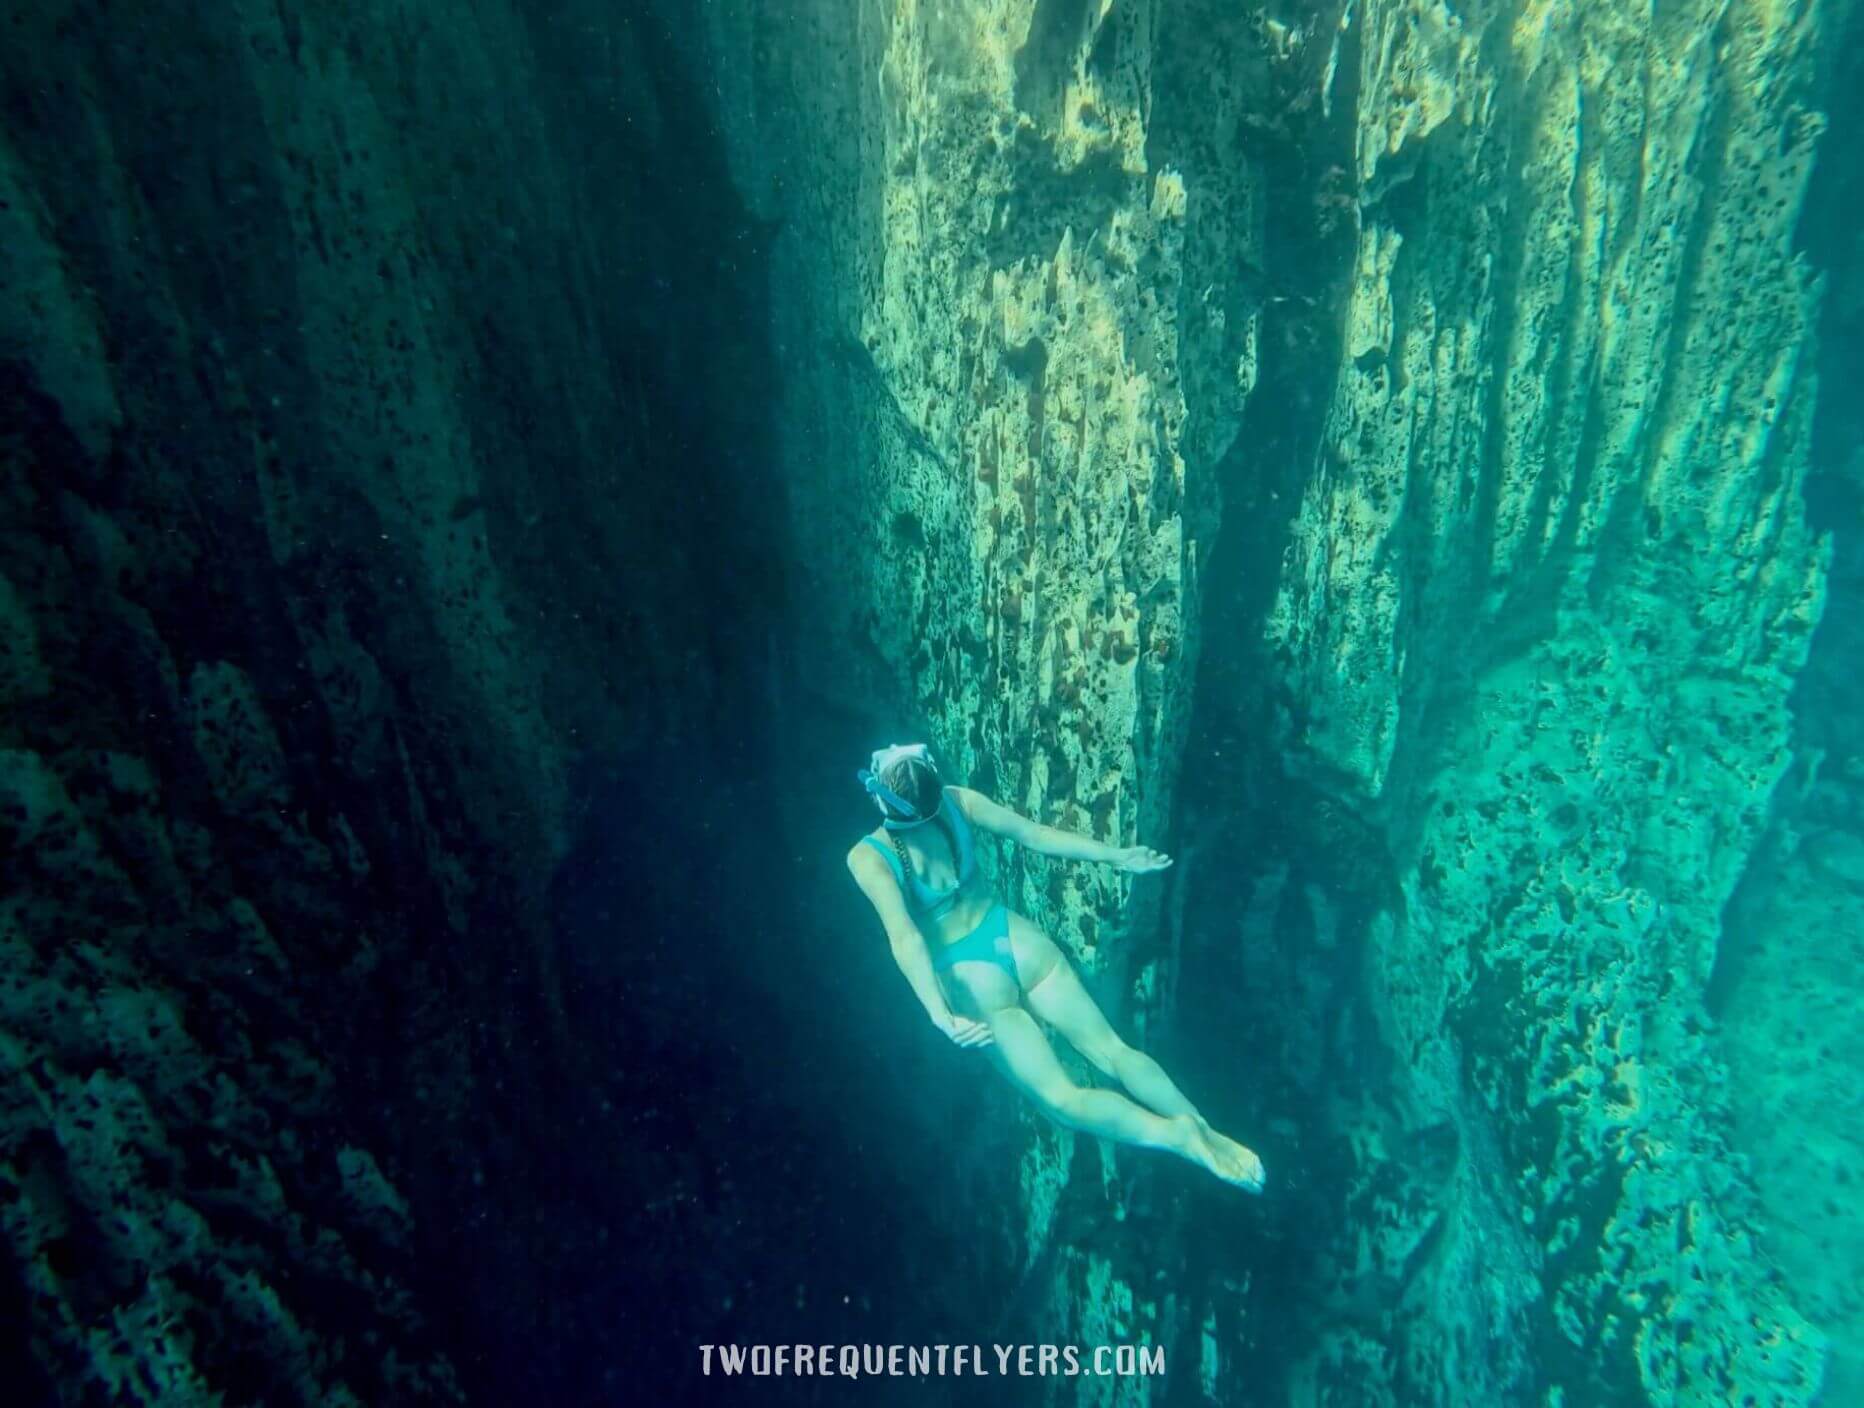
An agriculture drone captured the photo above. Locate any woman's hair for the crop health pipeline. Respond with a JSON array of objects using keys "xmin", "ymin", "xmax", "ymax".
[
  {"xmin": 881, "ymin": 755, "xmax": 945, "ymax": 883},
  {"xmin": 880, "ymin": 754, "xmax": 943, "ymax": 821}
]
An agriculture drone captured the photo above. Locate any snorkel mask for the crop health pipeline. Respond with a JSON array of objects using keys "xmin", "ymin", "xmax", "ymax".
[{"xmin": 856, "ymin": 742, "xmax": 943, "ymax": 829}]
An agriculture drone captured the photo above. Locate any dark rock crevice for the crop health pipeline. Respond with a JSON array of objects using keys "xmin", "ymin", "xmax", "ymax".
[{"xmin": 0, "ymin": 3, "xmax": 956, "ymax": 1403}]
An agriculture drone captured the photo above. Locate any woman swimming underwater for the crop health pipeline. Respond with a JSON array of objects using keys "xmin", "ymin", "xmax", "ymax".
[{"xmin": 847, "ymin": 743, "xmax": 1265, "ymax": 1192}]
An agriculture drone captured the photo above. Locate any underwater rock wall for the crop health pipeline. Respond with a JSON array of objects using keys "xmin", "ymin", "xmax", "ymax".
[
  {"xmin": 705, "ymin": 0, "xmax": 1262, "ymax": 957},
  {"xmin": 699, "ymin": 0, "xmax": 1289, "ymax": 1379},
  {"xmin": 1, "ymin": 2, "xmax": 788, "ymax": 1398},
  {"xmin": 709, "ymin": 0, "xmax": 1855, "ymax": 1404},
  {"xmin": 1711, "ymin": 4, "xmax": 1864, "ymax": 1400},
  {"xmin": 1251, "ymin": 0, "xmax": 1839, "ymax": 1402}
]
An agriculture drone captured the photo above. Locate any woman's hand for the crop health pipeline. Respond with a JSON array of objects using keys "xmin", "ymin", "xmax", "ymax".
[
  {"xmin": 1111, "ymin": 845, "xmax": 1173, "ymax": 873},
  {"xmin": 939, "ymin": 1013, "xmax": 996, "ymax": 1048}
]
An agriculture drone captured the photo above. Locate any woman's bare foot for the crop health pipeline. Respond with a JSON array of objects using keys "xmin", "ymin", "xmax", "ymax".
[
  {"xmin": 1174, "ymin": 1115, "xmax": 1266, "ymax": 1192},
  {"xmin": 1200, "ymin": 1117, "xmax": 1266, "ymax": 1192}
]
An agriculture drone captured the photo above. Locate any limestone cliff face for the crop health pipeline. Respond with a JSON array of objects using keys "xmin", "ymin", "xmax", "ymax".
[
  {"xmin": 711, "ymin": 0, "xmax": 1853, "ymax": 1404},
  {"xmin": 703, "ymin": 2, "xmax": 1275, "ymax": 1368},
  {"xmin": 0, "ymin": 3, "xmax": 792, "ymax": 1398},
  {"xmin": 1713, "ymin": 7, "xmax": 1864, "ymax": 1402},
  {"xmin": 707, "ymin": 0, "xmax": 1267, "ymax": 952},
  {"xmin": 1258, "ymin": 0, "xmax": 1835, "ymax": 1401},
  {"xmin": 710, "ymin": 0, "xmax": 1313, "ymax": 1028}
]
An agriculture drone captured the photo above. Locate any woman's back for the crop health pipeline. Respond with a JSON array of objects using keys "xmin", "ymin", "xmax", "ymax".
[{"xmin": 857, "ymin": 786, "xmax": 978, "ymax": 918}]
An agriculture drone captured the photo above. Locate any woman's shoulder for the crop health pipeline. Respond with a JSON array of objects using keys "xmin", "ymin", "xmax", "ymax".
[{"xmin": 849, "ymin": 829, "xmax": 899, "ymax": 864}]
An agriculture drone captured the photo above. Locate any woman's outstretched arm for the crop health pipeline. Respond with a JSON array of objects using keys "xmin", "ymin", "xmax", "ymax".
[
  {"xmin": 847, "ymin": 846, "xmax": 994, "ymax": 1047},
  {"xmin": 952, "ymin": 787, "xmax": 1172, "ymax": 873}
]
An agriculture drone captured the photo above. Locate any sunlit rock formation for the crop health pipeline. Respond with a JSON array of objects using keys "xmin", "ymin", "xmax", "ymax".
[
  {"xmin": 707, "ymin": 0, "xmax": 1304, "ymax": 989},
  {"xmin": 710, "ymin": 0, "xmax": 1856, "ymax": 1404},
  {"xmin": 1257, "ymin": 0, "xmax": 1835, "ymax": 1401}
]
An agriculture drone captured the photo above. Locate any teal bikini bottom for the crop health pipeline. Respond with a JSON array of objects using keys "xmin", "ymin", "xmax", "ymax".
[{"xmin": 928, "ymin": 900, "xmax": 1017, "ymax": 985}]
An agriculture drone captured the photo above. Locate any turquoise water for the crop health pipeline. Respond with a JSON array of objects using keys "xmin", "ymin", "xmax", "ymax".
[{"xmin": 0, "ymin": 2, "xmax": 1860, "ymax": 1404}]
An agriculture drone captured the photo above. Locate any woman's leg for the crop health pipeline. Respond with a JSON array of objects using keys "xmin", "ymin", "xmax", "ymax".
[
  {"xmin": 1009, "ymin": 914, "xmax": 1202, "ymax": 1119},
  {"xmin": 1007, "ymin": 914, "xmax": 1267, "ymax": 1192},
  {"xmin": 983, "ymin": 1005, "xmax": 1192, "ymax": 1159}
]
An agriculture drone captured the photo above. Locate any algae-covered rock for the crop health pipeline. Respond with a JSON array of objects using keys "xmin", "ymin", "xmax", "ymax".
[
  {"xmin": 706, "ymin": 0, "xmax": 1854, "ymax": 1403},
  {"xmin": 1255, "ymin": 0, "xmax": 1840, "ymax": 1401},
  {"xmin": 703, "ymin": 0, "xmax": 1281, "ymax": 1371},
  {"xmin": 708, "ymin": 1, "xmax": 1262, "ymax": 951}
]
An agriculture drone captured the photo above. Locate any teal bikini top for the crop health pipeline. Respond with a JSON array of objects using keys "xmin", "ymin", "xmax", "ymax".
[{"xmin": 858, "ymin": 787, "xmax": 978, "ymax": 918}]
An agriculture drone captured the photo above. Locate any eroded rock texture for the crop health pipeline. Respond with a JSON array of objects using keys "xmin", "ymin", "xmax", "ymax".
[
  {"xmin": 1246, "ymin": 0, "xmax": 1835, "ymax": 1402},
  {"xmin": 6, "ymin": 0, "xmax": 1861, "ymax": 1403},
  {"xmin": 704, "ymin": 4, "xmax": 1278, "ymax": 1386},
  {"xmin": 1, "ymin": 3, "xmax": 910, "ymax": 1402},
  {"xmin": 705, "ymin": 0, "xmax": 1858, "ymax": 1405}
]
